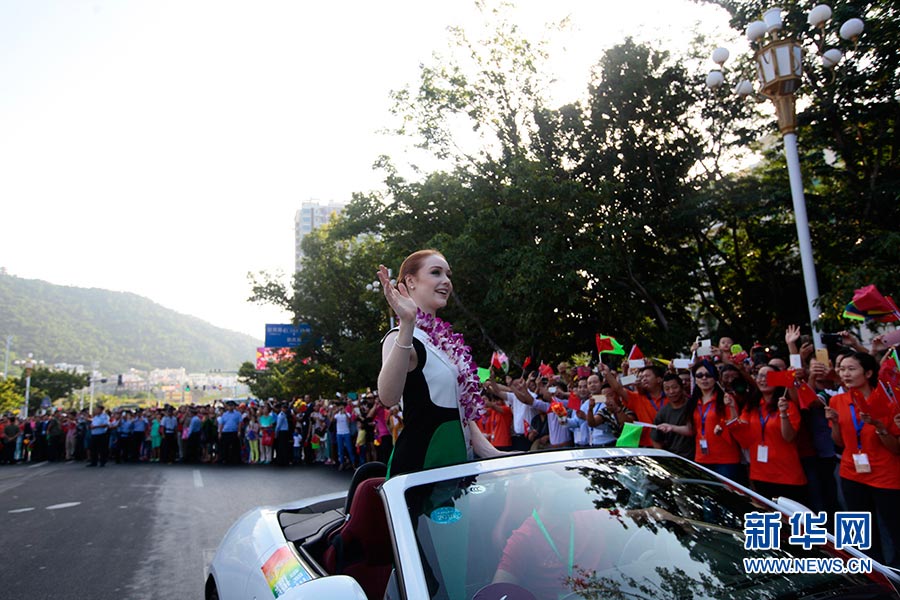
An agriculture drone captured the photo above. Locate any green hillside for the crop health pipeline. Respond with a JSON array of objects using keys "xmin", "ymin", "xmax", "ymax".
[{"xmin": 0, "ymin": 273, "xmax": 260, "ymax": 373}]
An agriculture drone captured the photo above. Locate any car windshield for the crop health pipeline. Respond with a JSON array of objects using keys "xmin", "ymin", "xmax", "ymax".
[{"xmin": 404, "ymin": 455, "xmax": 897, "ymax": 600}]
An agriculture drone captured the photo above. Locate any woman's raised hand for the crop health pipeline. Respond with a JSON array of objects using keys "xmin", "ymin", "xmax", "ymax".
[{"xmin": 377, "ymin": 264, "xmax": 417, "ymax": 325}]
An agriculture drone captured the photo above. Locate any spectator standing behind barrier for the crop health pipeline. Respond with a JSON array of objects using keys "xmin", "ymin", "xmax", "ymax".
[
  {"xmin": 219, "ymin": 401, "xmax": 242, "ymax": 465},
  {"xmin": 259, "ymin": 405, "xmax": 275, "ymax": 464},
  {"xmin": 160, "ymin": 407, "xmax": 178, "ymax": 464},
  {"xmin": 2, "ymin": 416, "xmax": 20, "ymax": 464},
  {"xmin": 652, "ymin": 374, "xmax": 695, "ymax": 459},
  {"xmin": 131, "ymin": 411, "xmax": 147, "ymax": 462},
  {"xmin": 87, "ymin": 405, "xmax": 110, "ymax": 467},
  {"xmin": 367, "ymin": 396, "xmax": 395, "ymax": 462},
  {"xmin": 275, "ymin": 403, "xmax": 291, "ymax": 466},
  {"xmin": 186, "ymin": 408, "xmax": 202, "ymax": 463},
  {"xmin": 825, "ymin": 352, "xmax": 900, "ymax": 568},
  {"xmin": 332, "ymin": 402, "xmax": 356, "ymax": 471},
  {"xmin": 726, "ymin": 365, "xmax": 808, "ymax": 506},
  {"xmin": 150, "ymin": 412, "xmax": 162, "ymax": 463}
]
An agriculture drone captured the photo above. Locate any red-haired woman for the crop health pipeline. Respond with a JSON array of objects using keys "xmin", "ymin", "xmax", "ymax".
[
  {"xmin": 825, "ymin": 351, "xmax": 900, "ymax": 568},
  {"xmin": 376, "ymin": 250, "xmax": 505, "ymax": 478}
]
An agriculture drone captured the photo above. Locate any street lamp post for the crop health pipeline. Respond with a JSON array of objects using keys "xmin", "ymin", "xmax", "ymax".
[
  {"xmin": 706, "ymin": 5, "xmax": 863, "ymax": 349},
  {"xmin": 23, "ymin": 353, "xmax": 35, "ymax": 419},
  {"xmin": 367, "ymin": 269, "xmax": 397, "ymax": 330}
]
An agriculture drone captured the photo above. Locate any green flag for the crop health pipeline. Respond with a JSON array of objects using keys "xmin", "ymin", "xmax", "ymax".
[
  {"xmin": 477, "ymin": 367, "xmax": 491, "ymax": 383},
  {"xmin": 596, "ymin": 334, "xmax": 625, "ymax": 356},
  {"xmin": 615, "ymin": 422, "xmax": 643, "ymax": 448}
]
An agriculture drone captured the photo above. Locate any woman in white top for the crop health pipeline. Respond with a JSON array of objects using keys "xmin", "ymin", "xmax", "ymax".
[{"xmin": 377, "ymin": 249, "xmax": 505, "ymax": 478}]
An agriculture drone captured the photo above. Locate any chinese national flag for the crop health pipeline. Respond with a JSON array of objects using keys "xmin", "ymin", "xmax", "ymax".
[
  {"xmin": 522, "ymin": 356, "xmax": 532, "ymax": 371},
  {"xmin": 568, "ymin": 392, "xmax": 582, "ymax": 410},
  {"xmin": 766, "ymin": 369, "xmax": 797, "ymax": 388},
  {"xmin": 797, "ymin": 382, "xmax": 819, "ymax": 409},
  {"xmin": 629, "ymin": 345, "xmax": 644, "ymax": 361},
  {"xmin": 538, "ymin": 362, "xmax": 555, "ymax": 377},
  {"xmin": 491, "ymin": 352, "xmax": 503, "ymax": 370}
]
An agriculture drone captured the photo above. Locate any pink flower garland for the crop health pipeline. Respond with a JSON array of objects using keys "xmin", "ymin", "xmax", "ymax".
[{"xmin": 416, "ymin": 309, "xmax": 485, "ymax": 423}]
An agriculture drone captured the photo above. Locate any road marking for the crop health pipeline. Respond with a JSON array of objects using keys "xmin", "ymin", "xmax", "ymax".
[
  {"xmin": 8, "ymin": 507, "xmax": 35, "ymax": 514},
  {"xmin": 46, "ymin": 502, "xmax": 81, "ymax": 510},
  {"xmin": 27, "ymin": 462, "xmax": 47, "ymax": 469},
  {"xmin": 193, "ymin": 470, "xmax": 203, "ymax": 488}
]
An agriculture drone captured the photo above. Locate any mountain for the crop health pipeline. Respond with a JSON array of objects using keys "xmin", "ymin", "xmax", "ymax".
[{"xmin": 0, "ymin": 273, "xmax": 261, "ymax": 373}]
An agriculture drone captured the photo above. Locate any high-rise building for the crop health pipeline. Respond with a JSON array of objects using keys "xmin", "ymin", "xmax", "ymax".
[{"xmin": 294, "ymin": 200, "xmax": 346, "ymax": 271}]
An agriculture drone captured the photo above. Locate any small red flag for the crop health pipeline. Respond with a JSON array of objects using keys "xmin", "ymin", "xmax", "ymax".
[
  {"xmin": 567, "ymin": 392, "xmax": 582, "ymax": 410},
  {"xmin": 523, "ymin": 419, "xmax": 530, "ymax": 436},
  {"xmin": 491, "ymin": 352, "xmax": 503, "ymax": 370},
  {"xmin": 522, "ymin": 356, "xmax": 532, "ymax": 371},
  {"xmin": 629, "ymin": 345, "xmax": 644, "ymax": 361},
  {"xmin": 797, "ymin": 382, "xmax": 818, "ymax": 409},
  {"xmin": 596, "ymin": 334, "xmax": 613, "ymax": 353},
  {"xmin": 538, "ymin": 362, "xmax": 555, "ymax": 377},
  {"xmin": 766, "ymin": 370, "xmax": 796, "ymax": 388}
]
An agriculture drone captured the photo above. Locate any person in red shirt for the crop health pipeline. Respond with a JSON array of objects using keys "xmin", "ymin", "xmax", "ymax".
[
  {"xmin": 483, "ymin": 383, "xmax": 513, "ymax": 451},
  {"xmin": 608, "ymin": 365, "xmax": 666, "ymax": 447},
  {"xmin": 662, "ymin": 361, "xmax": 744, "ymax": 483},
  {"xmin": 825, "ymin": 351, "xmax": 900, "ymax": 568},
  {"xmin": 725, "ymin": 365, "xmax": 807, "ymax": 505}
]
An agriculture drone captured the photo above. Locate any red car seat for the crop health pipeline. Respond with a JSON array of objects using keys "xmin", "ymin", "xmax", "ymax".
[{"xmin": 322, "ymin": 477, "xmax": 393, "ymax": 600}]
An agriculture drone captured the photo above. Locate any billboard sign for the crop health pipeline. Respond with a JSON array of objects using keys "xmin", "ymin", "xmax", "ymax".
[
  {"xmin": 265, "ymin": 323, "xmax": 311, "ymax": 348},
  {"xmin": 256, "ymin": 347, "xmax": 296, "ymax": 371}
]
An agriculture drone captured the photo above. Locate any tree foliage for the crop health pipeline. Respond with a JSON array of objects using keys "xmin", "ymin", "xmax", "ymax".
[{"xmin": 250, "ymin": 1, "xmax": 900, "ymax": 388}]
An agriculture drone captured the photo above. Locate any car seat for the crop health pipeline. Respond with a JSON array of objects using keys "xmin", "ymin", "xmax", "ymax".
[{"xmin": 323, "ymin": 476, "xmax": 393, "ymax": 600}]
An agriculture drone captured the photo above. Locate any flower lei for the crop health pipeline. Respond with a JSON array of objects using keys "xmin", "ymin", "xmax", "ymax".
[{"xmin": 415, "ymin": 308, "xmax": 485, "ymax": 423}]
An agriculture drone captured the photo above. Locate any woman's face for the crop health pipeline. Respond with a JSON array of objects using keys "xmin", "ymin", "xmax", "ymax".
[
  {"xmin": 838, "ymin": 356, "xmax": 871, "ymax": 390},
  {"xmin": 693, "ymin": 368, "xmax": 716, "ymax": 392},
  {"xmin": 756, "ymin": 366, "xmax": 774, "ymax": 394},
  {"xmin": 407, "ymin": 254, "xmax": 453, "ymax": 314}
]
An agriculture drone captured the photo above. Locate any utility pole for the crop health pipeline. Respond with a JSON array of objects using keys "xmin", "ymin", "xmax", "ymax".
[{"xmin": 89, "ymin": 361, "xmax": 99, "ymax": 413}]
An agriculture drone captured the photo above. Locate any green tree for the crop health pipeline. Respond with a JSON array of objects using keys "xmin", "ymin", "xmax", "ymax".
[
  {"xmin": 0, "ymin": 378, "xmax": 22, "ymax": 414},
  {"xmin": 699, "ymin": 0, "xmax": 900, "ymax": 333}
]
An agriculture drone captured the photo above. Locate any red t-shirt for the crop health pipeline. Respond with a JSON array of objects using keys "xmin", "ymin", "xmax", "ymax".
[
  {"xmin": 626, "ymin": 390, "xmax": 666, "ymax": 447},
  {"xmin": 497, "ymin": 510, "xmax": 620, "ymax": 598},
  {"xmin": 487, "ymin": 404, "xmax": 513, "ymax": 448},
  {"xmin": 692, "ymin": 399, "xmax": 741, "ymax": 465},
  {"xmin": 830, "ymin": 390, "xmax": 900, "ymax": 490},
  {"xmin": 729, "ymin": 402, "xmax": 806, "ymax": 486}
]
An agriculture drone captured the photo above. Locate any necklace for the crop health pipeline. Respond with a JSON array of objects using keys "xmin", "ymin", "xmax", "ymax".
[{"xmin": 415, "ymin": 309, "xmax": 485, "ymax": 423}]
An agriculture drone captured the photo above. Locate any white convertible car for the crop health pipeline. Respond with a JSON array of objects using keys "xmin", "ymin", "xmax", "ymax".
[{"xmin": 207, "ymin": 448, "xmax": 900, "ymax": 600}]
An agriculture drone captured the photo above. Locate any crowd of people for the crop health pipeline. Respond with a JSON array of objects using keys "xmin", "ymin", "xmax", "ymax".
[
  {"xmin": 0, "ymin": 394, "xmax": 402, "ymax": 471},
  {"xmin": 471, "ymin": 328, "xmax": 900, "ymax": 568},
  {"xmin": 1, "ymin": 327, "xmax": 898, "ymax": 567}
]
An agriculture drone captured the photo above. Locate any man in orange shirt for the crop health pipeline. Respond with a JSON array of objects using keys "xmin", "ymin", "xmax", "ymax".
[
  {"xmin": 484, "ymin": 386, "xmax": 514, "ymax": 451},
  {"xmin": 607, "ymin": 365, "xmax": 667, "ymax": 446}
]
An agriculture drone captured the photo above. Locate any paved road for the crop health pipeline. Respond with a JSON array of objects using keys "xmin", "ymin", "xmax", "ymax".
[{"xmin": 0, "ymin": 461, "xmax": 352, "ymax": 600}]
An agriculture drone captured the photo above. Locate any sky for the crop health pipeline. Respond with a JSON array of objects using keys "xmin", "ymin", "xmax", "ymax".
[{"xmin": 0, "ymin": 0, "xmax": 734, "ymax": 340}]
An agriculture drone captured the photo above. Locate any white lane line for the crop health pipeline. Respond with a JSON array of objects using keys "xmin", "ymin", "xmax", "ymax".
[
  {"xmin": 193, "ymin": 469, "xmax": 203, "ymax": 488},
  {"xmin": 27, "ymin": 462, "xmax": 47, "ymax": 469},
  {"xmin": 8, "ymin": 507, "xmax": 35, "ymax": 514},
  {"xmin": 46, "ymin": 502, "xmax": 81, "ymax": 510}
]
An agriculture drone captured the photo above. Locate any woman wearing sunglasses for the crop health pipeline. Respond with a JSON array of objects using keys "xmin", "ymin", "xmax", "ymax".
[{"xmin": 657, "ymin": 360, "xmax": 744, "ymax": 483}]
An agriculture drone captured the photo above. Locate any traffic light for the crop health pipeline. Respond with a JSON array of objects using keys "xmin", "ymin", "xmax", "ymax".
[{"xmin": 184, "ymin": 384, "xmax": 191, "ymax": 392}]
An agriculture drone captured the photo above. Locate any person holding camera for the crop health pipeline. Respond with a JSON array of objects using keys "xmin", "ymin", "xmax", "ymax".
[{"xmin": 376, "ymin": 250, "xmax": 505, "ymax": 478}]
